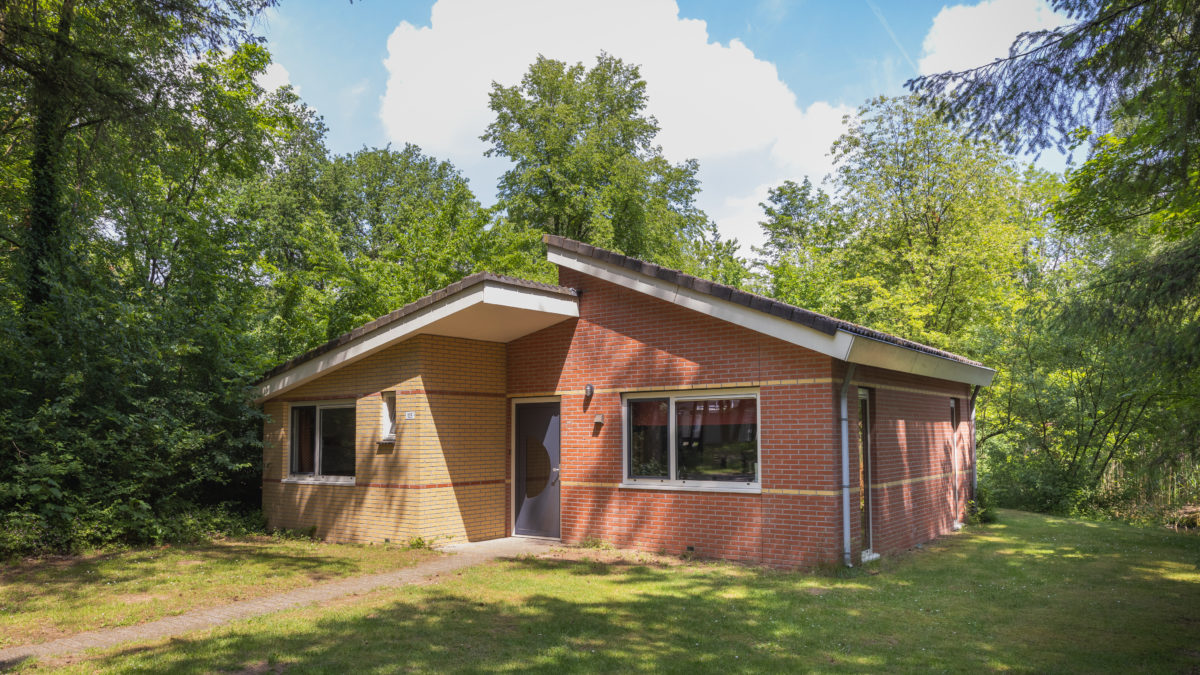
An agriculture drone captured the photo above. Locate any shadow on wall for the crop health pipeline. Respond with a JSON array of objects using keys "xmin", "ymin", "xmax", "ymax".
[
  {"xmin": 269, "ymin": 479, "xmax": 418, "ymax": 545},
  {"xmin": 426, "ymin": 390, "xmax": 509, "ymax": 543},
  {"xmin": 520, "ymin": 288, "xmax": 800, "ymax": 562}
]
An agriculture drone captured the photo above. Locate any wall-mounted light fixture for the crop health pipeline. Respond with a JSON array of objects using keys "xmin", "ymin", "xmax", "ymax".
[
  {"xmin": 593, "ymin": 414, "xmax": 604, "ymax": 425},
  {"xmin": 584, "ymin": 383, "xmax": 594, "ymax": 398}
]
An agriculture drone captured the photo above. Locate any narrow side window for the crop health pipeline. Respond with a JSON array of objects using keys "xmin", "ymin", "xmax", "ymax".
[
  {"xmin": 319, "ymin": 407, "xmax": 357, "ymax": 477},
  {"xmin": 381, "ymin": 391, "xmax": 396, "ymax": 442},
  {"xmin": 291, "ymin": 405, "xmax": 316, "ymax": 475},
  {"xmin": 629, "ymin": 398, "xmax": 669, "ymax": 479}
]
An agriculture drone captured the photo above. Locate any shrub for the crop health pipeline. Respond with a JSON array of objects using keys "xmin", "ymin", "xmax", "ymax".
[
  {"xmin": 0, "ymin": 503, "xmax": 267, "ymax": 559},
  {"xmin": 967, "ymin": 482, "xmax": 999, "ymax": 525}
]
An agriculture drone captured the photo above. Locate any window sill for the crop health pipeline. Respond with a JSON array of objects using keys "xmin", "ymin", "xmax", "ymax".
[
  {"xmin": 618, "ymin": 482, "xmax": 761, "ymax": 495},
  {"xmin": 282, "ymin": 476, "xmax": 356, "ymax": 486}
]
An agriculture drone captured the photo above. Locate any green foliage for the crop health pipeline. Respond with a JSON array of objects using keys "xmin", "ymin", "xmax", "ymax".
[
  {"xmin": 406, "ymin": 536, "xmax": 433, "ymax": 550},
  {"xmin": 0, "ymin": 11, "xmax": 294, "ymax": 553},
  {"xmin": 909, "ymin": 0, "xmax": 1200, "ymax": 240},
  {"xmin": 966, "ymin": 483, "xmax": 998, "ymax": 525},
  {"xmin": 911, "ymin": 2, "xmax": 1200, "ymax": 521},
  {"xmin": 483, "ymin": 53, "xmax": 724, "ymax": 266},
  {"xmin": 757, "ymin": 96, "xmax": 1054, "ymax": 358}
]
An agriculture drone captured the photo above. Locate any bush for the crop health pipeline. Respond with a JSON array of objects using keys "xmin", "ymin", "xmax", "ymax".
[
  {"xmin": 0, "ymin": 503, "xmax": 267, "ymax": 559},
  {"xmin": 967, "ymin": 482, "xmax": 999, "ymax": 525}
]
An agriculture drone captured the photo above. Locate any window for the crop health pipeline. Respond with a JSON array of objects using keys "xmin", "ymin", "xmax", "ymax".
[
  {"xmin": 380, "ymin": 391, "xmax": 396, "ymax": 443},
  {"xmin": 624, "ymin": 391, "xmax": 759, "ymax": 488},
  {"xmin": 290, "ymin": 402, "xmax": 357, "ymax": 480}
]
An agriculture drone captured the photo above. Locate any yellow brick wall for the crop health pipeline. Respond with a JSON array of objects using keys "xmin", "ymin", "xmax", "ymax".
[{"xmin": 262, "ymin": 335, "xmax": 508, "ymax": 545}]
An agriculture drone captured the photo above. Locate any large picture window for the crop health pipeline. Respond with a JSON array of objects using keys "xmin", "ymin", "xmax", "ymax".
[
  {"xmin": 624, "ymin": 391, "xmax": 759, "ymax": 488},
  {"xmin": 290, "ymin": 402, "xmax": 357, "ymax": 480}
]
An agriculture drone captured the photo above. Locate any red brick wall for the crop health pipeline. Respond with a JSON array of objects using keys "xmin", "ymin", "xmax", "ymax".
[
  {"xmin": 507, "ymin": 268, "xmax": 973, "ymax": 566},
  {"xmin": 846, "ymin": 364, "xmax": 973, "ymax": 558}
]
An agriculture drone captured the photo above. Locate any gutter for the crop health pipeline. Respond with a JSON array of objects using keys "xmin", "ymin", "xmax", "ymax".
[{"xmin": 839, "ymin": 363, "xmax": 857, "ymax": 567}]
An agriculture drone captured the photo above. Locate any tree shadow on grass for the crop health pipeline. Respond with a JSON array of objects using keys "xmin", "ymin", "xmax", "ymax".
[
  {"xmin": 22, "ymin": 516, "xmax": 1200, "ymax": 673},
  {"xmin": 1, "ymin": 540, "xmax": 387, "ymax": 602}
]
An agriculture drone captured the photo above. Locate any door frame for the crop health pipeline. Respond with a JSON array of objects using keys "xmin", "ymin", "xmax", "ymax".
[
  {"xmin": 859, "ymin": 388, "xmax": 878, "ymax": 562},
  {"xmin": 509, "ymin": 396, "xmax": 562, "ymax": 538}
]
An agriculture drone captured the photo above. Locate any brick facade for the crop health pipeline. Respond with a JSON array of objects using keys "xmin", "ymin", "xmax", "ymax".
[
  {"xmin": 504, "ymin": 269, "xmax": 973, "ymax": 566},
  {"xmin": 263, "ymin": 264, "xmax": 976, "ymax": 567},
  {"xmin": 263, "ymin": 334, "xmax": 507, "ymax": 545}
]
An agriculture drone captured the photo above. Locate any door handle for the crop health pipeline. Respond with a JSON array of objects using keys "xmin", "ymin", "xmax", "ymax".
[{"xmin": 551, "ymin": 467, "xmax": 559, "ymax": 485}]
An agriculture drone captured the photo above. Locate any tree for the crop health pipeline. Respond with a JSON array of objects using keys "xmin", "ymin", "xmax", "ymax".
[
  {"xmin": 0, "ymin": 40, "xmax": 300, "ymax": 552},
  {"xmin": 910, "ymin": 0, "xmax": 1200, "ymax": 515},
  {"xmin": 248, "ymin": 143, "xmax": 550, "ymax": 363},
  {"xmin": 0, "ymin": 0, "xmax": 275, "ymax": 308},
  {"xmin": 757, "ymin": 96, "xmax": 1054, "ymax": 356},
  {"xmin": 908, "ymin": 0, "xmax": 1199, "ymax": 236},
  {"xmin": 482, "ymin": 53, "xmax": 716, "ymax": 263}
]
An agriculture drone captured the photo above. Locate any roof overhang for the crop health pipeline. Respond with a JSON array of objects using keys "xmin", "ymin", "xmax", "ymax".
[
  {"xmin": 255, "ymin": 279, "xmax": 579, "ymax": 402},
  {"xmin": 548, "ymin": 244, "xmax": 995, "ymax": 388}
]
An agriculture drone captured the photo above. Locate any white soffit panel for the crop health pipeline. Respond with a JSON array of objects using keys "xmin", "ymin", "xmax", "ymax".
[
  {"xmin": 845, "ymin": 335, "xmax": 996, "ymax": 387},
  {"xmin": 256, "ymin": 281, "xmax": 578, "ymax": 402}
]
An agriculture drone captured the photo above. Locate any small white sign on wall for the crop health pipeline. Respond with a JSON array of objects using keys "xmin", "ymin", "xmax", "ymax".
[{"xmin": 405, "ymin": 411, "xmax": 415, "ymax": 420}]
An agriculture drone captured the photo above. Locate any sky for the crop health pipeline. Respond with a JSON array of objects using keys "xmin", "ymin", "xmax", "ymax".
[{"xmin": 256, "ymin": 0, "xmax": 1068, "ymax": 252}]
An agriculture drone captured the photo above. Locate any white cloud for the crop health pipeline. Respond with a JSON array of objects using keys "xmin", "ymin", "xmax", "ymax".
[
  {"xmin": 257, "ymin": 60, "xmax": 295, "ymax": 93},
  {"xmin": 918, "ymin": 0, "xmax": 1067, "ymax": 76},
  {"xmin": 379, "ymin": 0, "xmax": 852, "ymax": 252}
]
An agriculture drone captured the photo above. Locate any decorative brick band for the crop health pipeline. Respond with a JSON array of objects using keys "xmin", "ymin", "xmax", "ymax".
[
  {"xmin": 264, "ymin": 478, "xmax": 505, "ymax": 490},
  {"xmin": 762, "ymin": 487, "xmax": 843, "ymax": 496},
  {"xmin": 870, "ymin": 471, "xmax": 954, "ymax": 490},
  {"xmin": 397, "ymin": 388, "xmax": 507, "ymax": 398},
  {"xmin": 276, "ymin": 393, "xmax": 369, "ymax": 402}
]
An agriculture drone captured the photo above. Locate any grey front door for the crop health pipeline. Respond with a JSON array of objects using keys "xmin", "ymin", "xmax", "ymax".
[{"xmin": 514, "ymin": 402, "xmax": 561, "ymax": 538}]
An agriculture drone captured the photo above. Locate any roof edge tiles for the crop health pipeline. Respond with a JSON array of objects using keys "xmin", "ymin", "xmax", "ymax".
[
  {"xmin": 255, "ymin": 273, "xmax": 577, "ymax": 385},
  {"xmin": 542, "ymin": 234, "xmax": 985, "ymax": 369}
]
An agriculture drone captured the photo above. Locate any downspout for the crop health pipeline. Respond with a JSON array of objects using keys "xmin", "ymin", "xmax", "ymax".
[
  {"xmin": 839, "ymin": 363, "xmax": 857, "ymax": 567},
  {"xmin": 969, "ymin": 385, "xmax": 981, "ymax": 495}
]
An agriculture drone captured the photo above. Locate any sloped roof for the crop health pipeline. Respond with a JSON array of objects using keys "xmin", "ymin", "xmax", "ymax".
[
  {"xmin": 255, "ymin": 272, "xmax": 578, "ymax": 388},
  {"xmin": 542, "ymin": 235, "xmax": 983, "ymax": 368}
]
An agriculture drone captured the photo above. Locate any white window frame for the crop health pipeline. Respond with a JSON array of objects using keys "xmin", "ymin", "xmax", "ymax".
[
  {"xmin": 285, "ymin": 400, "xmax": 357, "ymax": 485},
  {"xmin": 380, "ymin": 391, "xmax": 397, "ymax": 443},
  {"xmin": 621, "ymin": 388, "xmax": 761, "ymax": 493}
]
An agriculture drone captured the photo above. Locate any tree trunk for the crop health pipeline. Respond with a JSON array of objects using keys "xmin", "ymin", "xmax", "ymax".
[{"xmin": 24, "ymin": 0, "xmax": 75, "ymax": 307}]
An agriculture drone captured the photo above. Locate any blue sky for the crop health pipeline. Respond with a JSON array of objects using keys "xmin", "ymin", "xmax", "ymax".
[{"xmin": 258, "ymin": 0, "xmax": 1064, "ymax": 250}]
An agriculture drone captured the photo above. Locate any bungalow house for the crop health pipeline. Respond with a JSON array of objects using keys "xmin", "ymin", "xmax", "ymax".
[{"xmin": 255, "ymin": 235, "xmax": 993, "ymax": 567}]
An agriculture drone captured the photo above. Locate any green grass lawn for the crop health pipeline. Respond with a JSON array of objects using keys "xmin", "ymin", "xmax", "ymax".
[
  {"xmin": 0, "ymin": 536, "xmax": 436, "ymax": 649},
  {"xmin": 15, "ymin": 510, "xmax": 1200, "ymax": 673}
]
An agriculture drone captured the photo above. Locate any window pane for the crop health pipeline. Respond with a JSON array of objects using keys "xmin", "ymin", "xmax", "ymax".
[
  {"xmin": 629, "ymin": 399, "xmax": 669, "ymax": 478},
  {"xmin": 291, "ymin": 406, "xmax": 316, "ymax": 474},
  {"xmin": 320, "ymin": 407, "xmax": 357, "ymax": 476},
  {"xmin": 675, "ymin": 398, "xmax": 757, "ymax": 482}
]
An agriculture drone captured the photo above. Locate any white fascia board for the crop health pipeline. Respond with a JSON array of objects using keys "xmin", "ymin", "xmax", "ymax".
[
  {"xmin": 481, "ymin": 283, "xmax": 580, "ymax": 317},
  {"xmin": 548, "ymin": 247, "xmax": 855, "ymax": 360},
  {"xmin": 255, "ymin": 281, "xmax": 579, "ymax": 403},
  {"xmin": 844, "ymin": 334, "xmax": 996, "ymax": 387}
]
